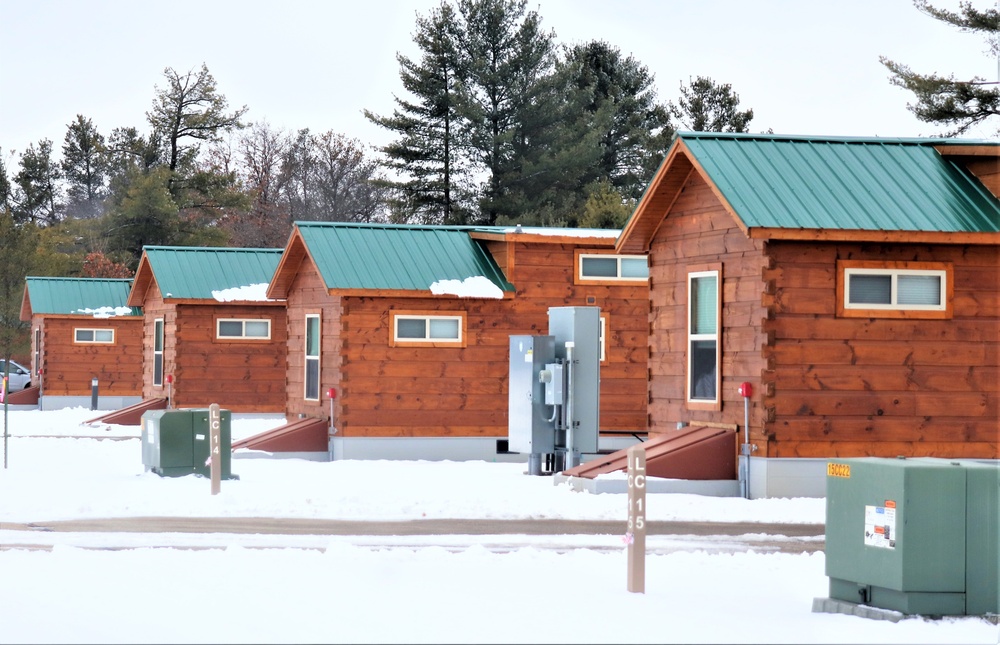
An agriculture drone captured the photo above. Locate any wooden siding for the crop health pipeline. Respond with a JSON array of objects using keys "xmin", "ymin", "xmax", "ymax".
[
  {"xmin": 646, "ymin": 172, "xmax": 769, "ymax": 448},
  {"xmin": 171, "ymin": 303, "xmax": 286, "ymax": 412},
  {"xmin": 32, "ymin": 316, "xmax": 143, "ymax": 396},
  {"xmin": 762, "ymin": 240, "xmax": 999, "ymax": 459},
  {"xmin": 140, "ymin": 283, "xmax": 172, "ymax": 401},
  {"xmin": 139, "ymin": 282, "xmax": 288, "ymax": 413},
  {"xmin": 286, "ymin": 238, "xmax": 649, "ymax": 439},
  {"xmin": 507, "ymin": 240, "xmax": 649, "ymax": 433},
  {"xmin": 285, "ymin": 262, "xmax": 343, "ymax": 421}
]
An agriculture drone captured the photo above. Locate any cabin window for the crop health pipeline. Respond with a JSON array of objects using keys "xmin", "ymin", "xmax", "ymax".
[
  {"xmin": 153, "ymin": 319, "xmax": 164, "ymax": 387},
  {"xmin": 599, "ymin": 313, "xmax": 609, "ymax": 363},
  {"xmin": 687, "ymin": 265, "xmax": 721, "ymax": 410},
  {"xmin": 217, "ymin": 318, "xmax": 271, "ymax": 340},
  {"xmin": 576, "ymin": 252, "xmax": 649, "ymax": 283},
  {"xmin": 75, "ymin": 328, "xmax": 115, "ymax": 344},
  {"xmin": 390, "ymin": 312, "xmax": 466, "ymax": 347},
  {"xmin": 837, "ymin": 260, "xmax": 952, "ymax": 319},
  {"xmin": 305, "ymin": 314, "xmax": 320, "ymax": 401},
  {"xmin": 33, "ymin": 328, "xmax": 40, "ymax": 375}
]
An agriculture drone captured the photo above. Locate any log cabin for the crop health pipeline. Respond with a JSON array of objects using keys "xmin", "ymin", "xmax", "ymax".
[
  {"xmin": 19, "ymin": 277, "xmax": 143, "ymax": 410},
  {"xmin": 616, "ymin": 132, "xmax": 1000, "ymax": 497},
  {"xmin": 125, "ymin": 246, "xmax": 287, "ymax": 414},
  {"xmin": 263, "ymin": 222, "xmax": 649, "ymax": 460}
]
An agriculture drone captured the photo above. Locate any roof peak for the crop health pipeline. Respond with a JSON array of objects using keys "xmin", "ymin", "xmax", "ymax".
[
  {"xmin": 143, "ymin": 245, "xmax": 283, "ymax": 253},
  {"xmin": 674, "ymin": 131, "xmax": 997, "ymax": 146},
  {"xmin": 25, "ymin": 276, "xmax": 132, "ymax": 282}
]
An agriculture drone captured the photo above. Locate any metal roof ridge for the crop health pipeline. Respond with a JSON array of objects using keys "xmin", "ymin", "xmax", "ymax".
[
  {"xmin": 26, "ymin": 276, "xmax": 132, "ymax": 282},
  {"xmin": 292, "ymin": 221, "xmax": 621, "ymax": 235},
  {"xmin": 143, "ymin": 245, "xmax": 283, "ymax": 252},
  {"xmin": 674, "ymin": 131, "xmax": 997, "ymax": 146}
]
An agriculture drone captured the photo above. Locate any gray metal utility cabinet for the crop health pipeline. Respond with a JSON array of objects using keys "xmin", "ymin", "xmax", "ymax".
[
  {"xmin": 822, "ymin": 457, "xmax": 998, "ymax": 617},
  {"xmin": 508, "ymin": 306, "xmax": 600, "ymax": 474},
  {"xmin": 141, "ymin": 408, "xmax": 236, "ymax": 479}
]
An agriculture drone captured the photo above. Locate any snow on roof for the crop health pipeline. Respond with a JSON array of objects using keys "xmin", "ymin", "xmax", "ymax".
[
  {"xmin": 72, "ymin": 306, "xmax": 135, "ymax": 318},
  {"xmin": 498, "ymin": 226, "xmax": 620, "ymax": 238},
  {"xmin": 429, "ymin": 276, "xmax": 504, "ymax": 299},
  {"xmin": 211, "ymin": 283, "xmax": 274, "ymax": 302}
]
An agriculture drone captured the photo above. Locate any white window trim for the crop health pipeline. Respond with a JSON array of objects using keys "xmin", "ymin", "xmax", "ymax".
[
  {"xmin": 843, "ymin": 268, "xmax": 947, "ymax": 311},
  {"xmin": 304, "ymin": 314, "xmax": 321, "ymax": 401},
  {"xmin": 686, "ymin": 267, "xmax": 721, "ymax": 409},
  {"xmin": 216, "ymin": 318, "xmax": 272, "ymax": 340},
  {"xmin": 577, "ymin": 253, "xmax": 649, "ymax": 282},
  {"xmin": 153, "ymin": 318, "xmax": 164, "ymax": 388},
  {"xmin": 599, "ymin": 314, "xmax": 608, "ymax": 363},
  {"xmin": 391, "ymin": 313, "xmax": 465, "ymax": 346},
  {"xmin": 74, "ymin": 327, "xmax": 115, "ymax": 344}
]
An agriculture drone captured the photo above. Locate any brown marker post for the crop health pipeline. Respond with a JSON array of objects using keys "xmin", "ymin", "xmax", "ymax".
[
  {"xmin": 209, "ymin": 403, "xmax": 221, "ymax": 495},
  {"xmin": 627, "ymin": 444, "xmax": 646, "ymax": 593}
]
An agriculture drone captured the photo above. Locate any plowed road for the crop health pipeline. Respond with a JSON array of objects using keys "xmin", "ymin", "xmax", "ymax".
[{"xmin": 1, "ymin": 518, "xmax": 825, "ymax": 554}]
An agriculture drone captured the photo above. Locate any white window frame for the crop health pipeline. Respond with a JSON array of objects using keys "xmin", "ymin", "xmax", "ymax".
[
  {"xmin": 687, "ymin": 265, "xmax": 721, "ymax": 410},
  {"xmin": 153, "ymin": 318, "xmax": 164, "ymax": 387},
  {"xmin": 390, "ymin": 312, "xmax": 466, "ymax": 347},
  {"xmin": 599, "ymin": 313, "xmax": 608, "ymax": 363},
  {"xmin": 844, "ymin": 268, "xmax": 947, "ymax": 311},
  {"xmin": 216, "ymin": 318, "xmax": 272, "ymax": 340},
  {"xmin": 34, "ymin": 327, "xmax": 41, "ymax": 375},
  {"xmin": 304, "ymin": 314, "xmax": 321, "ymax": 401},
  {"xmin": 576, "ymin": 252, "xmax": 649, "ymax": 283},
  {"xmin": 74, "ymin": 328, "xmax": 115, "ymax": 344},
  {"xmin": 837, "ymin": 260, "xmax": 953, "ymax": 320}
]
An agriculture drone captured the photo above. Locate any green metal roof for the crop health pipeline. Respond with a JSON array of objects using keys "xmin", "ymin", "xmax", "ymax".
[
  {"xmin": 142, "ymin": 246, "xmax": 284, "ymax": 300},
  {"xmin": 678, "ymin": 132, "xmax": 1000, "ymax": 233},
  {"xmin": 24, "ymin": 277, "xmax": 141, "ymax": 316},
  {"xmin": 295, "ymin": 222, "xmax": 516, "ymax": 293}
]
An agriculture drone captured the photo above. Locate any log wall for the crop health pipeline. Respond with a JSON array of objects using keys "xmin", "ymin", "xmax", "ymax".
[
  {"xmin": 171, "ymin": 302, "xmax": 287, "ymax": 412},
  {"xmin": 139, "ymin": 282, "xmax": 288, "ymax": 413},
  {"xmin": 285, "ymin": 238, "xmax": 649, "ymax": 439},
  {"xmin": 285, "ymin": 261, "xmax": 343, "ymax": 421},
  {"xmin": 762, "ymin": 241, "xmax": 999, "ymax": 458},
  {"xmin": 646, "ymin": 172, "xmax": 769, "ymax": 444},
  {"xmin": 33, "ymin": 316, "xmax": 143, "ymax": 396}
]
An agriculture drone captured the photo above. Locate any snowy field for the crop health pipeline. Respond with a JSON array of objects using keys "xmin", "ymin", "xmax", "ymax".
[{"xmin": 0, "ymin": 407, "xmax": 996, "ymax": 644}]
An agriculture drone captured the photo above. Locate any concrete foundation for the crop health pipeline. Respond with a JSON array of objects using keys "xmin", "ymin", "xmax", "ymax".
[{"xmin": 40, "ymin": 395, "xmax": 144, "ymax": 412}]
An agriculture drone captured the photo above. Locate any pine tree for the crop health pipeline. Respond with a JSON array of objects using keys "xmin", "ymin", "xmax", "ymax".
[
  {"xmin": 0, "ymin": 150, "xmax": 12, "ymax": 213},
  {"xmin": 453, "ymin": 0, "xmax": 557, "ymax": 224},
  {"xmin": 61, "ymin": 115, "xmax": 108, "ymax": 219},
  {"xmin": 365, "ymin": 2, "xmax": 471, "ymax": 224},
  {"xmin": 12, "ymin": 139, "xmax": 62, "ymax": 225},
  {"xmin": 146, "ymin": 64, "xmax": 248, "ymax": 183},
  {"xmin": 556, "ymin": 41, "xmax": 674, "ymax": 201},
  {"xmin": 670, "ymin": 76, "xmax": 754, "ymax": 133},
  {"xmin": 880, "ymin": 0, "xmax": 1000, "ymax": 136},
  {"xmin": 0, "ymin": 211, "xmax": 38, "ymax": 360},
  {"xmin": 105, "ymin": 166, "xmax": 179, "ymax": 266}
]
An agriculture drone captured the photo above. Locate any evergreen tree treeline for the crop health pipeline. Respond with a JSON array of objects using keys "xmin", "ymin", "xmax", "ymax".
[{"xmin": 1, "ymin": 0, "xmax": 758, "ymax": 283}]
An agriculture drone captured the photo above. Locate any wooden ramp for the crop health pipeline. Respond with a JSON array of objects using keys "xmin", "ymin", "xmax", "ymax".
[
  {"xmin": 564, "ymin": 426, "xmax": 737, "ymax": 480},
  {"xmin": 4, "ymin": 385, "xmax": 39, "ymax": 405},
  {"xmin": 83, "ymin": 398, "xmax": 167, "ymax": 426},
  {"xmin": 232, "ymin": 417, "xmax": 329, "ymax": 453}
]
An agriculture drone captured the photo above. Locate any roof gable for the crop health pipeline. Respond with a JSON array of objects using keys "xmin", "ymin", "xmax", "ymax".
[
  {"xmin": 282, "ymin": 222, "xmax": 516, "ymax": 297},
  {"xmin": 21, "ymin": 277, "xmax": 140, "ymax": 320},
  {"xmin": 126, "ymin": 246, "xmax": 284, "ymax": 305},
  {"xmin": 618, "ymin": 133, "xmax": 1000, "ymax": 253}
]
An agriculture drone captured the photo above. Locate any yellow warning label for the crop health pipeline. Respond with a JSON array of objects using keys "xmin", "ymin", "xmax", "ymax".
[{"xmin": 827, "ymin": 462, "xmax": 851, "ymax": 478}]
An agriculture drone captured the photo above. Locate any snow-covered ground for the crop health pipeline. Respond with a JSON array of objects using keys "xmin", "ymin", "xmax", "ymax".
[{"xmin": 0, "ymin": 407, "xmax": 995, "ymax": 644}]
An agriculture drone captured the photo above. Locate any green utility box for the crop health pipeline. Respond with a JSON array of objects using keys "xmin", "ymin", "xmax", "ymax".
[
  {"xmin": 141, "ymin": 408, "xmax": 236, "ymax": 479},
  {"xmin": 824, "ymin": 457, "xmax": 999, "ymax": 616}
]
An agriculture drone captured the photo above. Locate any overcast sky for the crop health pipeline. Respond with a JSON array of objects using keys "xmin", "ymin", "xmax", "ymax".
[{"xmin": 1, "ymin": 0, "xmax": 996, "ymax": 169}]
